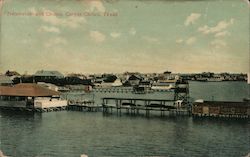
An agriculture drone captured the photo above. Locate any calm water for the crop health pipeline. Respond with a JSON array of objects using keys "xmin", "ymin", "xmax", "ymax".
[{"xmin": 0, "ymin": 82, "xmax": 249, "ymax": 157}]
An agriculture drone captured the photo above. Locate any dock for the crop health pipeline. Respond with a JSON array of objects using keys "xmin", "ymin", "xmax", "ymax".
[
  {"xmin": 101, "ymin": 97, "xmax": 190, "ymax": 117},
  {"xmin": 67, "ymin": 100, "xmax": 102, "ymax": 112}
]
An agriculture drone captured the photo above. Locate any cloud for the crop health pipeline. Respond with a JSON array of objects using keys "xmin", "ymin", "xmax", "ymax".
[
  {"xmin": 90, "ymin": 31, "xmax": 106, "ymax": 43},
  {"xmin": 129, "ymin": 27, "xmax": 136, "ymax": 35},
  {"xmin": 44, "ymin": 37, "xmax": 67, "ymax": 48},
  {"xmin": 176, "ymin": 37, "xmax": 196, "ymax": 45},
  {"xmin": 184, "ymin": 13, "xmax": 201, "ymax": 26},
  {"xmin": 186, "ymin": 37, "xmax": 196, "ymax": 45},
  {"xmin": 38, "ymin": 26, "xmax": 60, "ymax": 33},
  {"xmin": 198, "ymin": 18, "xmax": 234, "ymax": 35},
  {"xmin": 41, "ymin": 9, "xmax": 86, "ymax": 29},
  {"xmin": 210, "ymin": 39, "xmax": 227, "ymax": 49},
  {"xmin": 85, "ymin": 0, "xmax": 106, "ymax": 12},
  {"xmin": 214, "ymin": 31, "xmax": 231, "ymax": 38},
  {"xmin": 110, "ymin": 32, "xmax": 121, "ymax": 38},
  {"xmin": 176, "ymin": 38, "xmax": 184, "ymax": 44},
  {"xmin": 143, "ymin": 36, "xmax": 160, "ymax": 43}
]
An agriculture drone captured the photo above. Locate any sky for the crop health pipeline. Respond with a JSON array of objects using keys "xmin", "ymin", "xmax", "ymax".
[{"xmin": 0, "ymin": 0, "xmax": 249, "ymax": 74}]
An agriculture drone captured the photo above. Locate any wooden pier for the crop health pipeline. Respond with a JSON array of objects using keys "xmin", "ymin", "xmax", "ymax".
[
  {"xmin": 67, "ymin": 100, "xmax": 102, "ymax": 112},
  {"xmin": 101, "ymin": 97, "xmax": 190, "ymax": 117}
]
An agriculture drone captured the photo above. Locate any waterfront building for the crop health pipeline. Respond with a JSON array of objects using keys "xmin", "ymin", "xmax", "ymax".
[
  {"xmin": 192, "ymin": 100, "xmax": 250, "ymax": 118},
  {"xmin": 0, "ymin": 83, "xmax": 67, "ymax": 109}
]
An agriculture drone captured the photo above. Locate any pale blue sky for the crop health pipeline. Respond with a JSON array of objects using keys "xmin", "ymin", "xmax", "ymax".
[{"xmin": 0, "ymin": 0, "xmax": 249, "ymax": 74}]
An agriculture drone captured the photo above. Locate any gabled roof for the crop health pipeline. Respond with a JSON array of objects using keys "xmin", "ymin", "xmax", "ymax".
[
  {"xmin": 0, "ymin": 83, "xmax": 60, "ymax": 97},
  {"xmin": 5, "ymin": 71, "xmax": 21, "ymax": 76},
  {"xmin": 34, "ymin": 70, "xmax": 64, "ymax": 78},
  {"xmin": 128, "ymin": 75, "xmax": 142, "ymax": 81}
]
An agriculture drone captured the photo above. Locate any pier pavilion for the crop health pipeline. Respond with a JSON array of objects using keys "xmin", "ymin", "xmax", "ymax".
[{"xmin": 0, "ymin": 83, "xmax": 67, "ymax": 111}]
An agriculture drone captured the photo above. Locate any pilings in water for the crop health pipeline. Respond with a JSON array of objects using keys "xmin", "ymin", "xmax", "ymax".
[
  {"xmin": 0, "ymin": 106, "xmax": 67, "ymax": 112},
  {"xmin": 101, "ymin": 97, "xmax": 190, "ymax": 117},
  {"xmin": 34, "ymin": 106, "xmax": 67, "ymax": 112},
  {"xmin": 67, "ymin": 98, "xmax": 189, "ymax": 117},
  {"xmin": 67, "ymin": 104, "xmax": 102, "ymax": 112},
  {"xmin": 67, "ymin": 100, "xmax": 101, "ymax": 112},
  {"xmin": 192, "ymin": 113, "xmax": 250, "ymax": 119}
]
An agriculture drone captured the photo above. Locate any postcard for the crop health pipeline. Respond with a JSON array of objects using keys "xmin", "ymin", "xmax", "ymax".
[{"xmin": 0, "ymin": 0, "xmax": 249, "ymax": 157}]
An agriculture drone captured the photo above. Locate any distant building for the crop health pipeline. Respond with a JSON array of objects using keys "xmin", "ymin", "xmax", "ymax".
[
  {"xmin": 66, "ymin": 85, "xmax": 92, "ymax": 92},
  {"xmin": 37, "ymin": 82, "xmax": 59, "ymax": 91},
  {"xmin": 112, "ymin": 79, "xmax": 123, "ymax": 87},
  {"xmin": 127, "ymin": 75, "xmax": 142, "ymax": 86},
  {"xmin": 0, "ymin": 75, "xmax": 13, "ymax": 86},
  {"xmin": 5, "ymin": 70, "xmax": 20, "ymax": 77},
  {"xmin": 34, "ymin": 70, "xmax": 64, "ymax": 79},
  {"xmin": 67, "ymin": 73, "xmax": 87, "ymax": 80},
  {"xmin": 5, "ymin": 70, "xmax": 21, "ymax": 81}
]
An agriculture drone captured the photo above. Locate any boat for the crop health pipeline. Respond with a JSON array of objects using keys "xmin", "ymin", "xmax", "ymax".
[{"xmin": 151, "ymin": 80, "xmax": 175, "ymax": 91}]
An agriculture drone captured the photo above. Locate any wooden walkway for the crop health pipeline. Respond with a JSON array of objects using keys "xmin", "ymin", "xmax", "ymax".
[
  {"xmin": 101, "ymin": 97, "xmax": 190, "ymax": 117},
  {"xmin": 67, "ymin": 100, "xmax": 102, "ymax": 112}
]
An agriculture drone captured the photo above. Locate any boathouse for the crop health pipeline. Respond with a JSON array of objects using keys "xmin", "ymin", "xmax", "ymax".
[
  {"xmin": 0, "ymin": 83, "xmax": 67, "ymax": 110},
  {"xmin": 192, "ymin": 100, "xmax": 250, "ymax": 118}
]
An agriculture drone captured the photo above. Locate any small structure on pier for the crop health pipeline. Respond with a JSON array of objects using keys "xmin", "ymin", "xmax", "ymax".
[{"xmin": 174, "ymin": 79, "xmax": 190, "ymax": 110}]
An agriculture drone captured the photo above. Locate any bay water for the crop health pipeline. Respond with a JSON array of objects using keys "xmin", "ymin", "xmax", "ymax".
[{"xmin": 0, "ymin": 81, "xmax": 249, "ymax": 157}]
